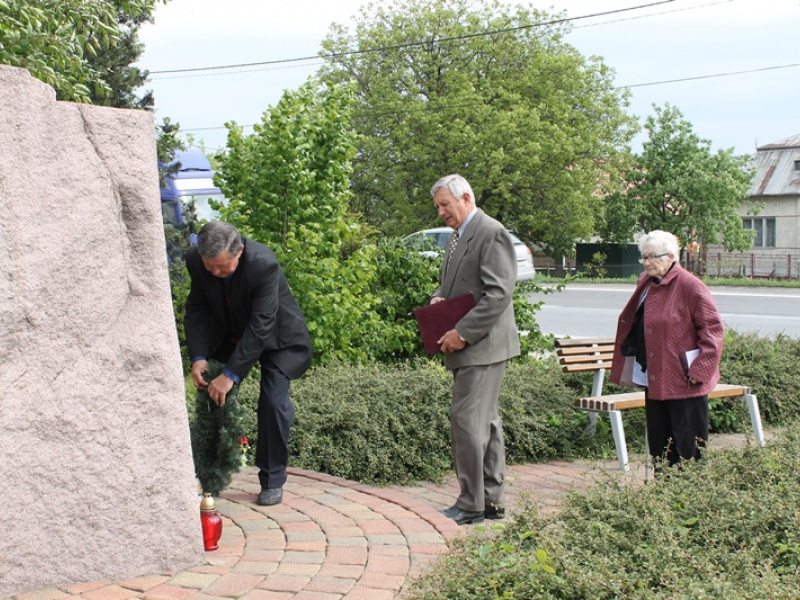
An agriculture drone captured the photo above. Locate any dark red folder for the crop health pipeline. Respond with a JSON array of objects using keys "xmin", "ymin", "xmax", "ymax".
[{"xmin": 414, "ymin": 293, "xmax": 476, "ymax": 354}]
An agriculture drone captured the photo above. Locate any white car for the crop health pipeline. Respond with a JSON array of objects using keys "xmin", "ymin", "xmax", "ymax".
[{"xmin": 402, "ymin": 227, "xmax": 536, "ymax": 282}]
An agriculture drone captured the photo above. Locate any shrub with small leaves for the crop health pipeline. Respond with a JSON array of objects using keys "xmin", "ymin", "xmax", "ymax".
[
  {"xmin": 184, "ymin": 328, "xmax": 799, "ymax": 489},
  {"xmin": 719, "ymin": 330, "xmax": 800, "ymax": 426},
  {"xmin": 220, "ymin": 358, "xmax": 621, "ymax": 485},
  {"xmin": 408, "ymin": 425, "xmax": 800, "ymax": 600},
  {"xmin": 288, "ymin": 360, "xmax": 453, "ymax": 485}
]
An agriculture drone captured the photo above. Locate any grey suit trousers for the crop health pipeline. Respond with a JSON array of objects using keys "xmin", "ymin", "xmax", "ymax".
[{"xmin": 451, "ymin": 360, "xmax": 507, "ymax": 512}]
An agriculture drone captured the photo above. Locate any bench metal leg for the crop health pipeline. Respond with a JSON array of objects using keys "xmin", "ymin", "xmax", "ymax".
[
  {"xmin": 608, "ymin": 409, "xmax": 629, "ymax": 471},
  {"xmin": 587, "ymin": 412, "xmax": 599, "ymax": 434},
  {"xmin": 585, "ymin": 369, "xmax": 606, "ymax": 435},
  {"xmin": 744, "ymin": 393, "xmax": 766, "ymax": 447}
]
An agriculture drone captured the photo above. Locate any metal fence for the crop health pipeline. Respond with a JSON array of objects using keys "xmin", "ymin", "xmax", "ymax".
[
  {"xmin": 534, "ymin": 251, "xmax": 800, "ymax": 281},
  {"xmin": 693, "ymin": 251, "xmax": 800, "ymax": 280}
]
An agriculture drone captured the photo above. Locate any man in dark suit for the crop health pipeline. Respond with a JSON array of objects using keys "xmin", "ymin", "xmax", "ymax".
[
  {"xmin": 429, "ymin": 174, "xmax": 520, "ymax": 525},
  {"xmin": 185, "ymin": 221, "xmax": 312, "ymax": 506}
]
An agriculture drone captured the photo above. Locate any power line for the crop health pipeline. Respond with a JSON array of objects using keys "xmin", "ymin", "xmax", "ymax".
[
  {"xmin": 623, "ymin": 63, "xmax": 800, "ymax": 89},
  {"xmin": 180, "ymin": 61, "xmax": 800, "ymax": 135},
  {"xmin": 148, "ymin": 0, "xmax": 727, "ymax": 82},
  {"xmin": 572, "ymin": 0, "xmax": 730, "ymax": 30},
  {"xmin": 148, "ymin": 0, "xmax": 676, "ymax": 76},
  {"xmin": 150, "ymin": 61, "xmax": 326, "ymax": 81}
]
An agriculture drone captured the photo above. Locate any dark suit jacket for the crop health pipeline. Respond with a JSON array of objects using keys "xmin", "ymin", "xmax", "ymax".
[
  {"xmin": 433, "ymin": 209, "xmax": 520, "ymax": 370},
  {"xmin": 184, "ymin": 237, "xmax": 312, "ymax": 380}
]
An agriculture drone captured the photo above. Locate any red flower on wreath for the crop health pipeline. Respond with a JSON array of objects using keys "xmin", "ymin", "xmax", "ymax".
[{"xmin": 239, "ymin": 437, "xmax": 250, "ymax": 468}]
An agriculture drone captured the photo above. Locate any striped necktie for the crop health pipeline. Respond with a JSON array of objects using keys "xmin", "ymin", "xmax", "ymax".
[{"xmin": 445, "ymin": 231, "xmax": 459, "ymax": 271}]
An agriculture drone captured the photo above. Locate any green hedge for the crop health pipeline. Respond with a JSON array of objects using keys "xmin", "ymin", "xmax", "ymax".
[
  {"xmin": 719, "ymin": 330, "xmax": 800, "ymax": 425},
  {"xmin": 289, "ymin": 361, "xmax": 452, "ymax": 484},
  {"xmin": 407, "ymin": 425, "xmax": 800, "ymax": 600},
  {"xmin": 185, "ymin": 331, "xmax": 800, "ymax": 486}
]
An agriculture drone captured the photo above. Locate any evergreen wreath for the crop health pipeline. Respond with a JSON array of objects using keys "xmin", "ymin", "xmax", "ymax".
[{"xmin": 190, "ymin": 359, "xmax": 245, "ymax": 496}]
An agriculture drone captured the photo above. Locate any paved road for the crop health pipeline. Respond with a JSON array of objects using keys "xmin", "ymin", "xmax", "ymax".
[{"xmin": 528, "ymin": 283, "xmax": 800, "ymax": 339}]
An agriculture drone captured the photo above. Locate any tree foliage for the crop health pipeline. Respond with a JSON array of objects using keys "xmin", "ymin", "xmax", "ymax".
[
  {"xmin": 214, "ymin": 80, "xmax": 386, "ymax": 364},
  {"xmin": 600, "ymin": 103, "xmax": 756, "ymax": 251},
  {"xmin": 157, "ymin": 117, "xmax": 200, "ymax": 374},
  {"xmin": 83, "ymin": 3, "xmax": 157, "ymax": 109},
  {"xmin": 212, "ymin": 79, "xmax": 552, "ymax": 365},
  {"xmin": 0, "ymin": 0, "xmax": 162, "ymax": 103},
  {"xmin": 319, "ymin": 0, "xmax": 637, "ymax": 256}
]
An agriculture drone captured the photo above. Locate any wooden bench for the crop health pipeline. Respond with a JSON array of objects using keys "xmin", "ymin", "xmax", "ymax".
[{"xmin": 555, "ymin": 337, "xmax": 766, "ymax": 472}]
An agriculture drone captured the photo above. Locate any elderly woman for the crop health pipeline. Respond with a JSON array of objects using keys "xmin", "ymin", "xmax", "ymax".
[{"xmin": 610, "ymin": 230, "xmax": 724, "ymax": 467}]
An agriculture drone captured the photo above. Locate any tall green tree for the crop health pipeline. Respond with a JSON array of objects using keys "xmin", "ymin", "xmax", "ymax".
[
  {"xmin": 601, "ymin": 103, "xmax": 756, "ymax": 251},
  {"xmin": 84, "ymin": 3, "xmax": 157, "ymax": 109},
  {"xmin": 0, "ymin": 0, "xmax": 163, "ymax": 103},
  {"xmin": 319, "ymin": 0, "xmax": 636, "ymax": 256},
  {"xmin": 214, "ymin": 80, "xmax": 387, "ymax": 364}
]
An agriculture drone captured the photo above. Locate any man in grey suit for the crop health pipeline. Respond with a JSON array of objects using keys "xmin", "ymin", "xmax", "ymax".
[
  {"xmin": 429, "ymin": 174, "xmax": 520, "ymax": 526},
  {"xmin": 185, "ymin": 221, "xmax": 312, "ymax": 506}
]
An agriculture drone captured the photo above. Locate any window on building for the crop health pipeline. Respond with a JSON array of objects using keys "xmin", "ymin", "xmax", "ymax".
[
  {"xmin": 742, "ymin": 217, "xmax": 776, "ymax": 247},
  {"xmin": 795, "ymin": 159, "xmax": 800, "ymax": 171}
]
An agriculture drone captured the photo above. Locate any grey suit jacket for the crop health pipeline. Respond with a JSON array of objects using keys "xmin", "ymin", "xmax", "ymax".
[{"xmin": 433, "ymin": 209, "xmax": 521, "ymax": 370}]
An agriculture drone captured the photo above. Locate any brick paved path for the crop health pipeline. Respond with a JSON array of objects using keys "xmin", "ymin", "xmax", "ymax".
[{"xmin": 9, "ymin": 433, "xmax": 758, "ymax": 600}]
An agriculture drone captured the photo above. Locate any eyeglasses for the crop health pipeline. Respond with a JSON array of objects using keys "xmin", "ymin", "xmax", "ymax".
[{"xmin": 638, "ymin": 252, "xmax": 670, "ymax": 264}]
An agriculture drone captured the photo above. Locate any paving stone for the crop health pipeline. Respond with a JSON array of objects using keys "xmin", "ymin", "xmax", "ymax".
[
  {"xmin": 18, "ymin": 437, "xmax": 754, "ymax": 600},
  {"xmin": 116, "ymin": 575, "xmax": 172, "ymax": 592},
  {"xmin": 201, "ymin": 573, "xmax": 265, "ymax": 597}
]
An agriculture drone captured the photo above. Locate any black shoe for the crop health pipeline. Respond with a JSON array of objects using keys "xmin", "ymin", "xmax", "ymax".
[
  {"xmin": 440, "ymin": 505, "xmax": 485, "ymax": 525},
  {"xmin": 257, "ymin": 487, "xmax": 283, "ymax": 506},
  {"xmin": 484, "ymin": 505, "xmax": 505, "ymax": 520}
]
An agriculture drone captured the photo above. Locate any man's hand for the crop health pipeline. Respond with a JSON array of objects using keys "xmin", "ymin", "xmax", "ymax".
[
  {"xmin": 438, "ymin": 329, "xmax": 466, "ymax": 353},
  {"xmin": 191, "ymin": 360, "xmax": 209, "ymax": 390},
  {"xmin": 207, "ymin": 374, "xmax": 235, "ymax": 407},
  {"xmin": 430, "ymin": 296, "xmax": 445, "ymax": 305}
]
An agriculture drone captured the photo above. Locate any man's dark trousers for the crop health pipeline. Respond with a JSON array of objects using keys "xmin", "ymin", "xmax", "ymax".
[
  {"xmin": 257, "ymin": 359, "xmax": 293, "ymax": 489},
  {"xmin": 214, "ymin": 342, "xmax": 293, "ymax": 489}
]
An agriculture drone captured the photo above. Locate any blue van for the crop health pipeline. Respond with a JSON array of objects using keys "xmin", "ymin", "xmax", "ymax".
[{"xmin": 160, "ymin": 147, "xmax": 227, "ymax": 226}]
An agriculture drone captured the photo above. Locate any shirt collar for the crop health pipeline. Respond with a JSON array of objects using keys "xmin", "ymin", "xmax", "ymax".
[{"xmin": 457, "ymin": 206, "xmax": 478, "ymax": 237}]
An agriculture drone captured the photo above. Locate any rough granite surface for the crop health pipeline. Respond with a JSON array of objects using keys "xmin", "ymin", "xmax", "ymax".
[{"xmin": 0, "ymin": 66, "xmax": 204, "ymax": 597}]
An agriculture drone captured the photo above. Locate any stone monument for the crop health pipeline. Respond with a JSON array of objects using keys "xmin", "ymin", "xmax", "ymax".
[{"xmin": 0, "ymin": 66, "xmax": 204, "ymax": 597}]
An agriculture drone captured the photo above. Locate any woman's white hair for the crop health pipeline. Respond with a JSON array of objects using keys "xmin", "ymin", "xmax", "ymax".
[{"xmin": 639, "ymin": 230, "xmax": 680, "ymax": 264}]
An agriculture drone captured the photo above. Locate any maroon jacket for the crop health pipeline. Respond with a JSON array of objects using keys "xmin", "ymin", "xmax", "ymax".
[{"xmin": 610, "ymin": 262, "xmax": 724, "ymax": 400}]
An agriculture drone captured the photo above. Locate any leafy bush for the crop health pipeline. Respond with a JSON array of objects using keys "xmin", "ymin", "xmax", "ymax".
[
  {"xmin": 719, "ymin": 330, "xmax": 800, "ymax": 426},
  {"xmin": 500, "ymin": 359, "xmax": 607, "ymax": 463},
  {"xmin": 407, "ymin": 425, "xmax": 800, "ymax": 600},
  {"xmin": 204, "ymin": 358, "xmax": 621, "ymax": 485},
  {"xmin": 289, "ymin": 361, "xmax": 453, "ymax": 485},
  {"xmin": 185, "ymin": 328, "xmax": 800, "ymax": 486},
  {"xmin": 369, "ymin": 239, "xmax": 442, "ymax": 361}
]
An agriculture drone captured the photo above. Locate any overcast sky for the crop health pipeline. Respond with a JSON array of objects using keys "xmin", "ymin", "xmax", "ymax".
[{"xmin": 137, "ymin": 0, "xmax": 800, "ymax": 156}]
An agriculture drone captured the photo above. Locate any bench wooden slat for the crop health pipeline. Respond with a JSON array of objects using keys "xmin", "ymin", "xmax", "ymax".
[
  {"xmin": 561, "ymin": 362, "xmax": 613, "ymax": 373},
  {"xmin": 555, "ymin": 338, "xmax": 616, "ymax": 375},
  {"xmin": 559, "ymin": 353, "xmax": 614, "ymax": 365},
  {"xmin": 557, "ymin": 344, "xmax": 615, "ymax": 356},
  {"xmin": 554, "ymin": 337, "xmax": 615, "ymax": 348},
  {"xmin": 575, "ymin": 383, "xmax": 751, "ymax": 412}
]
